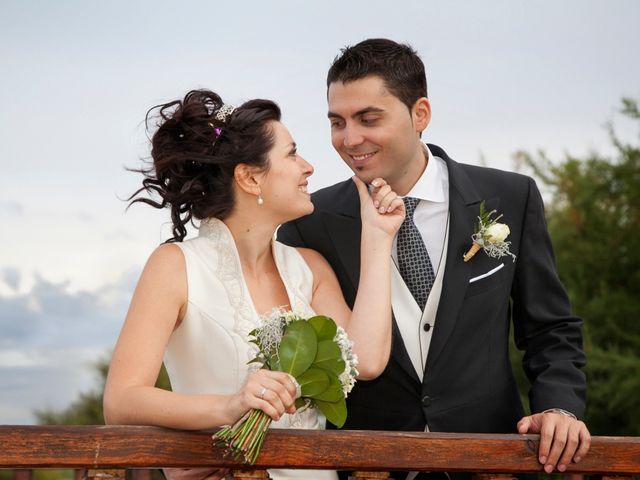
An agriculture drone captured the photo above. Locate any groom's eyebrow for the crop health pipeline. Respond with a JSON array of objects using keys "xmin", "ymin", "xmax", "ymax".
[{"xmin": 327, "ymin": 106, "xmax": 385, "ymax": 119}]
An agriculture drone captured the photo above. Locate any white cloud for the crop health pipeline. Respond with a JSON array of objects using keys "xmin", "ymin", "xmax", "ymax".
[
  {"xmin": 0, "ymin": 202, "xmax": 24, "ymax": 216},
  {"xmin": 0, "ymin": 270, "xmax": 136, "ymax": 424},
  {"xmin": 1, "ymin": 267, "xmax": 20, "ymax": 291}
]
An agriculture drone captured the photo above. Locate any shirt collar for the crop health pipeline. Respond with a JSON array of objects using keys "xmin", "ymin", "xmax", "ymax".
[{"xmin": 405, "ymin": 144, "xmax": 448, "ymax": 203}]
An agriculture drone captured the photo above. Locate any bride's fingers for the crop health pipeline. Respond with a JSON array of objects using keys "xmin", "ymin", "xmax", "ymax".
[
  {"xmin": 258, "ymin": 387, "xmax": 287, "ymax": 420},
  {"xmin": 385, "ymin": 197, "xmax": 405, "ymax": 215},
  {"xmin": 352, "ymin": 175, "xmax": 374, "ymax": 204},
  {"xmin": 377, "ymin": 190, "xmax": 398, "ymax": 213},
  {"xmin": 245, "ymin": 371, "xmax": 297, "ymax": 417},
  {"xmin": 372, "ymin": 185, "xmax": 392, "ymax": 208},
  {"xmin": 262, "ymin": 370, "xmax": 299, "ymax": 400}
]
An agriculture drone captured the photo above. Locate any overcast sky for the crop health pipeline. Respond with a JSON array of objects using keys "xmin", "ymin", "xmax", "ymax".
[{"xmin": 1, "ymin": 0, "xmax": 639, "ymax": 424}]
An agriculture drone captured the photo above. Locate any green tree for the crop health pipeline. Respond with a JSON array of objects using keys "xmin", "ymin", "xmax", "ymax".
[
  {"xmin": 36, "ymin": 356, "xmax": 171, "ymax": 425},
  {"xmin": 511, "ymin": 98, "xmax": 640, "ymax": 435}
]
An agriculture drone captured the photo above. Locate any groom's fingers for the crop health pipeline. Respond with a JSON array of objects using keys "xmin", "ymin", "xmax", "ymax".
[
  {"xmin": 545, "ymin": 420, "xmax": 569, "ymax": 472},
  {"xmin": 517, "ymin": 416, "xmax": 531, "ymax": 434}
]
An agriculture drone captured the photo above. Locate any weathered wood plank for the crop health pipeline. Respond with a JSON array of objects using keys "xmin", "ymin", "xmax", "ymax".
[{"xmin": 0, "ymin": 426, "xmax": 638, "ymax": 475}]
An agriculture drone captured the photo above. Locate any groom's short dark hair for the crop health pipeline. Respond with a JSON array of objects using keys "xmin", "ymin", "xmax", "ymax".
[{"xmin": 327, "ymin": 38, "xmax": 427, "ymax": 110}]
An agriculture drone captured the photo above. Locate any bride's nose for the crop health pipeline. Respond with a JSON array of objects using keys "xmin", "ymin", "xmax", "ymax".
[{"xmin": 300, "ymin": 156, "xmax": 314, "ymax": 177}]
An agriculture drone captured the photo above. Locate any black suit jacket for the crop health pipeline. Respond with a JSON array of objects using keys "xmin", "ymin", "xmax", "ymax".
[{"xmin": 278, "ymin": 144, "xmax": 586, "ymax": 437}]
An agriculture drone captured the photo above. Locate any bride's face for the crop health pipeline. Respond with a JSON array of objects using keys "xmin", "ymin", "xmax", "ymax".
[{"xmin": 260, "ymin": 121, "xmax": 314, "ymax": 221}]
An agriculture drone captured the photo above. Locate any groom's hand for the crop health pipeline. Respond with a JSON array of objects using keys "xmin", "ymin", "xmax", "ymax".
[{"xmin": 517, "ymin": 411, "xmax": 591, "ymax": 473}]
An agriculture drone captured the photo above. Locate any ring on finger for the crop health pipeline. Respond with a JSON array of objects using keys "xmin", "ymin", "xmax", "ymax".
[{"xmin": 259, "ymin": 387, "xmax": 268, "ymax": 399}]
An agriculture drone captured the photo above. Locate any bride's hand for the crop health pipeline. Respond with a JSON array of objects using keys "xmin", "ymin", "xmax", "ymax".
[
  {"xmin": 353, "ymin": 176, "xmax": 405, "ymax": 237},
  {"xmin": 227, "ymin": 369, "xmax": 299, "ymax": 423}
]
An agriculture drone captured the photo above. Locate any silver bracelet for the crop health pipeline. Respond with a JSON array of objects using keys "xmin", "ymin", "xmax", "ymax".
[{"xmin": 542, "ymin": 408, "xmax": 577, "ymax": 420}]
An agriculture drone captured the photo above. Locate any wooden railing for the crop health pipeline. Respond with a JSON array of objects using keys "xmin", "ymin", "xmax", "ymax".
[{"xmin": 1, "ymin": 426, "xmax": 639, "ymax": 480}]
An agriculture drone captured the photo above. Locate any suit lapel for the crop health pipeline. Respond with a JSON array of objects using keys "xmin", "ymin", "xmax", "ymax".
[{"xmin": 425, "ymin": 146, "xmax": 482, "ymax": 371}]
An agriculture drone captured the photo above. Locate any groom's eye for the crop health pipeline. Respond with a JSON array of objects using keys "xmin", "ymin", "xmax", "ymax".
[{"xmin": 361, "ymin": 116, "xmax": 378, "ymax": 125}]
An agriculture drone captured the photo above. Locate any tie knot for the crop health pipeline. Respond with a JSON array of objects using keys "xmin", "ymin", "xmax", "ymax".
[{"xmin": 403, "ymin": 197, "xmax": 420, "ymax": 217}]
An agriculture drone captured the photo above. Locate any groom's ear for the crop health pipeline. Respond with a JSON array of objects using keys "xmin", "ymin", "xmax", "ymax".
[
  {"xmin": 233, "ymin": 163, "xmax": 263, "ymax": 195},
  {"xmin": 411, "ymin": 97, "xmax": 431, "ymax": 134}
]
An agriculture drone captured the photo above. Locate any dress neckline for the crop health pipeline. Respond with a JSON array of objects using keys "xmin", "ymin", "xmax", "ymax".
[{"xmin": 198, "ymin": 217, "xmax": 296, "ymax": 322}]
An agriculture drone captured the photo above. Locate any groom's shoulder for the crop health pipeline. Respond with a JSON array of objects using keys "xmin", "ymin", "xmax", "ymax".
[
  {"xmin": 460, "ymin": 162, "xmax": 531, "ymax": 188},
  {"xmin": 310, "ymin": 178, "xmax": 355, "ymax": 210},
  {"xmin": 434, "ymin": 145, "xmax": 533, "ymax": 197}
]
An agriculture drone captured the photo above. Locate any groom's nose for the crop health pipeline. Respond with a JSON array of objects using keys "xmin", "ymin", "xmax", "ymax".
[{"xmin": 343, "ymin": 124, "xmax": 364, "ymax": 148}]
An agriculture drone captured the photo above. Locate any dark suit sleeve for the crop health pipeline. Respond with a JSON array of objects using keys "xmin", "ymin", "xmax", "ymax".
[
  {"xmin": 278, "ymin": 220, "xmax": 307, "ymax": 248},
  {"xmin": 511, "ymin": 177, "xmax": 587, "ymax": 419}
]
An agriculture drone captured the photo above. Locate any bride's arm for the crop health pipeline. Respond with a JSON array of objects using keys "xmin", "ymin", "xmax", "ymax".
[
  {"xmin": 103, "ymin": 244, "xmax": 297, "ymax": 429},
  {"xmin": 299, "ymin": 177, "xmax": 404, "ymax": 380}
]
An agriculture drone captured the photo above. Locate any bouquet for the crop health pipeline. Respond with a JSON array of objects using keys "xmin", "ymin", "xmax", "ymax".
[{"xmin": 213, "ymin": 309, "xmax": 359, "ymax": 464}]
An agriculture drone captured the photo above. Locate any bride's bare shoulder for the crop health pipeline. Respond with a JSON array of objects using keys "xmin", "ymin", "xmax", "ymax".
[{"xmin": 295, "ymin": 247, "xmax": 335, "ymax": 281}]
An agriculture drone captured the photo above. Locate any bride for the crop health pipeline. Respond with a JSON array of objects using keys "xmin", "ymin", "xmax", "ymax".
[{"xmin": 103, "ymin": 89, "xmax": 405, "ymax": 480}]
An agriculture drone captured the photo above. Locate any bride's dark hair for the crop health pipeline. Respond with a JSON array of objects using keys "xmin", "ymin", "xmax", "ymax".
[{"xmin": 129, "ymin": 89, "xmax": 281, "ymax": 242}]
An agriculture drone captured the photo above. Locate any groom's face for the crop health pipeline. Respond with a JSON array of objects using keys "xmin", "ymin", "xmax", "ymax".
[{"xmin": 327, "ymin": 75, "xmax": 427, "ymax": 194}]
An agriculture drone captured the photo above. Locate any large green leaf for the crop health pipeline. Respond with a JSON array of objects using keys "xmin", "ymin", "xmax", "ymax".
[
  {"xmin": 315, "ymin": 397, "xmax": 347, "ymax": 428},
  {"xmin": 308, "ymin": 316, "xmax": 338, "ymax": 342},
  {"xmin": 297, "ymin": 367, "xmax": 331, "ymax": 397},
  {"xmin": 313, "ymin": 339, "xmax": 345, "ymax": 375},
  {"xmin": 309, "ymin": 373, "xmax": 342, "ymax": 402},
  {"xmin": 278, "ymin": 320, "xmax": 318, "ymax": 377}
]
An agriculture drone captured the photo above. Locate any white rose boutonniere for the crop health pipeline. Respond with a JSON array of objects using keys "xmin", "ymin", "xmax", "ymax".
[{"xmin": 463, "ymin": 201, "xmax": 517, "ymax": 262}]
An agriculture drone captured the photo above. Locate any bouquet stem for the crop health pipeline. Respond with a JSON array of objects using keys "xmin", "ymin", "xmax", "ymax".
[{"xmin": 213, "ymin": 409, "xmax": 272, "ymax": 464}]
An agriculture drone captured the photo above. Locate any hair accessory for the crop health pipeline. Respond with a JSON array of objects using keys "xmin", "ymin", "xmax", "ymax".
[
  {"xmin": 209, "ymin": 106, "xmax": 234, "ymax": 147},
  {"xmin": 214, "ymin": 104, "xmax": 236, "ymax": 123}
]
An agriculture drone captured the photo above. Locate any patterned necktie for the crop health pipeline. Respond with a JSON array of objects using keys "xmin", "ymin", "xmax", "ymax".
[{"xmin": 397, "ymin": 197, "xmax": 435, "ymax": 311}]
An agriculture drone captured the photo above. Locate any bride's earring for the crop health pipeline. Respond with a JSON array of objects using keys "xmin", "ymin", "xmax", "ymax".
[{"xmin": 257, "ymin": 187, "xmax": 264, "ymax": 206}]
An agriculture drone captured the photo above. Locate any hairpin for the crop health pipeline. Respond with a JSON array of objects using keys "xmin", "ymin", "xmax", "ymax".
[{"xmin": 214, "ymin": 104, "xmax": 235, "ymax": 123}]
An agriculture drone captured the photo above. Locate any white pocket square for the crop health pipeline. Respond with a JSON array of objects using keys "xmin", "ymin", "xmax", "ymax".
[{"xmin": 469, "ymin": 263, "xmax": 505, "ymax": 284}]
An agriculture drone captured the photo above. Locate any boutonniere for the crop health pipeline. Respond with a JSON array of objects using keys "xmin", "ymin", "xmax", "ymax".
[{"xmin": 463, "ymin": 201, "xmax": 516, "ymax": 262}]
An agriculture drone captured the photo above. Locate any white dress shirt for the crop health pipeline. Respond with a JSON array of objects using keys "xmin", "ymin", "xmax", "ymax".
[{"xmin": 392, "ymin": 145, "xmax": 450, "ymax": 276}]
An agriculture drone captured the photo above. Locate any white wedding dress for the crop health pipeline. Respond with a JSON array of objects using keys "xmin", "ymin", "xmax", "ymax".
[{"xmin": 164, "ymin": 217, "xmax": 338, "ymax": 480}]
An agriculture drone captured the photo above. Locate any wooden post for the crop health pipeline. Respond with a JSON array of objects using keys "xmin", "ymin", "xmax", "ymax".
[
  {"xmin": 350, "ymin": 471, "xmax": 392, "ymax": 480},
  {"xmin": 473, "ymin": 474, "xmax": 517, "ymax": 480},
  {"xmin": 232, "ymin": 469, "xmax": 271, "ymax": 479},
  {"xmin": 131, "ymin": 470, "xmax": 153, "ymax": 480},
  {"xmin": 87, "ymin": 470, "xmax": 127, "ymax": 480},
  {"xmin": 12, "ymin": 470, "xmax": 32, "ymax": 480}
]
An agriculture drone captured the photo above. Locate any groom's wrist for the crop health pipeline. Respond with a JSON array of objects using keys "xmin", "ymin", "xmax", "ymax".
[{"xmin": 542, "ymin": 408, "xmax": 577, "ymax": 420}]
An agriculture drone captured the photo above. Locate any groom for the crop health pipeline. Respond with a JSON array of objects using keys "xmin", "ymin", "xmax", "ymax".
[{"xmin": 278, "ymin": 38, "xmax": 590, "ymax": 477}]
